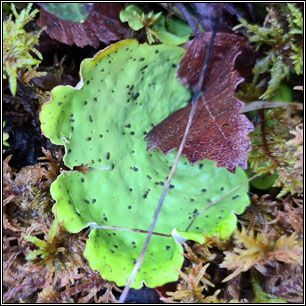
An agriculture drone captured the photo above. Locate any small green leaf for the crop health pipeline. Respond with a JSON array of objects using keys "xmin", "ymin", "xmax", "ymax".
[
  {"xmin": 119, "ymin": 4, "xmax": 146, "ymax": 31},
  {"xmin": 152, "ymin": 14, "xmax": 193, "ymax": 45},
  {"xmin": 24, "ymin": 235, "xmax": 48, "ymax": 249},
  {"xmin": 120, "ymin": 4, "xmax": 192, "ymax": 45},
  {"xmin": 39, "ymin": 3, "xmax": 93, "ymax": 23},
  {"xmin": 26, "ymin": 249, "xmax": 46, "ymax": 260}
]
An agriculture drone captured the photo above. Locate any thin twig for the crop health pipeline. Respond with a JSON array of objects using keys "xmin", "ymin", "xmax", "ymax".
[
  {"xmin": 158, "ymin": 3, "xmax": 189, "ymax": 23},
  {"xmin": 185, "ymin": 173, "xmax": 262, "ymax": 231},
  {"xmin": 89, "ymin": 223, "xmax": 171, "ymax": 237},
  {"xmin": 175, "ymin": 3, "xmax": 199, "ymax": 34},
  {"xmin": 118, "ymin": 5, "xmax": 223, "ymax": 303},
  {"xmin": 242, "ymin": 101, "xmax": 303, "ymax": 113}
]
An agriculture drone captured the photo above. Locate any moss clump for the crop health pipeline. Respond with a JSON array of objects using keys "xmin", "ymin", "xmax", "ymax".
[
  {"xmin": 234, "ymin": 3, "xmax": 303, "ymax": 100},
  {"xmin": 3, "ymin": 3, "xmax": 44, "ymax": 96}
]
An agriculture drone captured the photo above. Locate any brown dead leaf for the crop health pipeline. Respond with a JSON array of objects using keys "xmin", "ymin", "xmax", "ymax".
[
  {"xmin": 37, "ymin": 3, "xmax": 129, "ymax": 48},
  {"xmin": 146, "ymin": 32, "xmax": 254, "ymax": 172}
]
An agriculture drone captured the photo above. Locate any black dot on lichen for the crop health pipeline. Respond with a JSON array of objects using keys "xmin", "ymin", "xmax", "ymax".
[
  {"xmin": 132, "ymin": 241, "xmax": 136, "ymax": 245},
  {"xmin": 142, "ymin": 190, "xmax": 150, "ymax": 199},
  {"xmin": 110, "ymin": 249, "xmax": 114, "ymax": 254},
  {"xmin": 94, "ymin": 97, "xmax": 97, "ymax": 102},
  {"xmin": 129, "ymin": 188, "xmax": 133, "ymax": 192},
  {"xmin": 80, "ymin": 178, "xmax": 84, "ymax": 183},
  {"xmin": 133, "ymin": 93, "xmax": 139, "ymax": 100},
  {"xmin": 201, "ymin": 188, "xmax": 207, "ymax": 192},
  {"xmin": 89, "ymin": 115, "xmax": 93, "ymax": 122},
  {"xmin": 140, "ymin": 65, "xmax": 148, "ymax": 71},
  {"xmin": 196, "ymin": 226, "xmax": 200, "ymax": 230},
  {"xmin": 57, "ymin": 102, "xmax": 62, "ymax": 106},
  {"xmin": 190, "ymin": 198, "xmax": 194, "ymax": 202},
  {"xmin": 128, "ymin": 205, "xmax": 132, "ymax": 209},
  {"xmin": 220, "ymin": 187, "xmax": 224, "ymax": 191},
  {"xmin": 84, "ymin": 101, "xmax": 88, "ymax": 105},
  {"xmin": 205, "ymin": 215, "xmax": 209, "ymax": 218},
  {"xmin": 92, "ymin": 199, "xmax": 96, "ymax": 204},
  {"xmin": 155, "ymin": 50, "xmax": 159, "ymax": 54},
  {"xmin": 84, "ymin": 199, "xmax": 89, "ymax": 204},
  {"xmin": 101, "ymin": 68, "xmax": 104, "ymax": 72},
  {"xmin": 126, "ymin": 85, "xmax": 130, "ymax": 88},
  {"xmin": 165, "ymin": 245, "xmax": 171, "ymax": 250},
  {"xmin": 139, "ymin": 57, "xmax": 145, "ymax": 61},
  {"xmin": 86, "ymin": 80, "xmax": 90, "ymax": 85},
  {"xmin": 111, "ymin": 164, "xmax": 115, "ymax": 169},
  {"xmin": 71, "ymin": 127, "xmax": 74, "ymax": 132},
  {"xmin": 199, "ymin": 164, "xmax": 203, "ymax": 169},
  {"xmin": 68, "ymin": 149, "xmax": 71, "ymax": 153},
  {"xmin": 104, "ymin": 217, "xmax": 108, "ymax": 221},
  {"xmin": 130, "ymin": 167, "xmax": 138, "ymax": 172},
  {"xmin": 125, "ymin": 124, "xmax": 131, "ymax": 128},
  {"xmin": 130, "ymin": 131, "xmax": 135, "ymax": 135},
  {"xmin": 218, "ymin": 216, "xmax": 222, "ymax": 220},
  {"xmin": 86, "ymin": 137, "xmax": 92, "ymax": 141},
  {"xmin": 147, "ymin": 175, "xmax": 152, "ymax": 180},
  {"xmin": 99, "ymin": 134, "xmax": 103, "ymax": 138},
  {"xmin": 98, "ymin": 158, "xmax": 102, "ymax": 162},
  {"xmin": 133, "ymin": 259, "xmax": 137, "ymax": 264},
  {"xmin": 193, "ymin": 209, "xmax": 198, "ymax": 214},
  {"xmin": 114, "ymin": 245, "xmax": 118, "ymax": 248},
  {"xmin": 170, "ymin": 184, "xmax": 175, "ymax": 189},
  {"xmin": 106, "ymin": 152, "xmax": 110, "ymax": 160},
  {"xmin": 232, "ymin": 195, "xmax": 240, "ymax": 200}
]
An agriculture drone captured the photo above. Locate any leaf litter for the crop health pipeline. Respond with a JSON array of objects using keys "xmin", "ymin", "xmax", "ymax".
[{"xmin": 3, "ymin": 2, "xmax": 303, "ymax": 303}]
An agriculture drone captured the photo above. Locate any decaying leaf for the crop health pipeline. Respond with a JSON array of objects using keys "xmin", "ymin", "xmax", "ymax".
[
  {"xmin": 37, "ymin": 3, "xmax": 128, "ymax": 48},
  {"xmin": 264, "ymin": 263, "xmax": 303, "ymax": 303},
  {"xmin": 146, "ymin": 32, "xmax": 254, "ymax": 172}
]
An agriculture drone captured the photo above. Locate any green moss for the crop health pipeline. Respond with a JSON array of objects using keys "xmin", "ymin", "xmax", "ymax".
[
  {"xmin": 251, "ymin": 270, "xmax": 287, "ymax": 303},
  {"xmin": 234, "ymin": 3, "xmax": 303, "ymax": 99},
  {"xmin": 3, "ymin": 122, "xmax": 9, "ymax": 147},
  {"xmin": 3, "ymin": 3, "xmax": 44, "ymax": 96}
]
